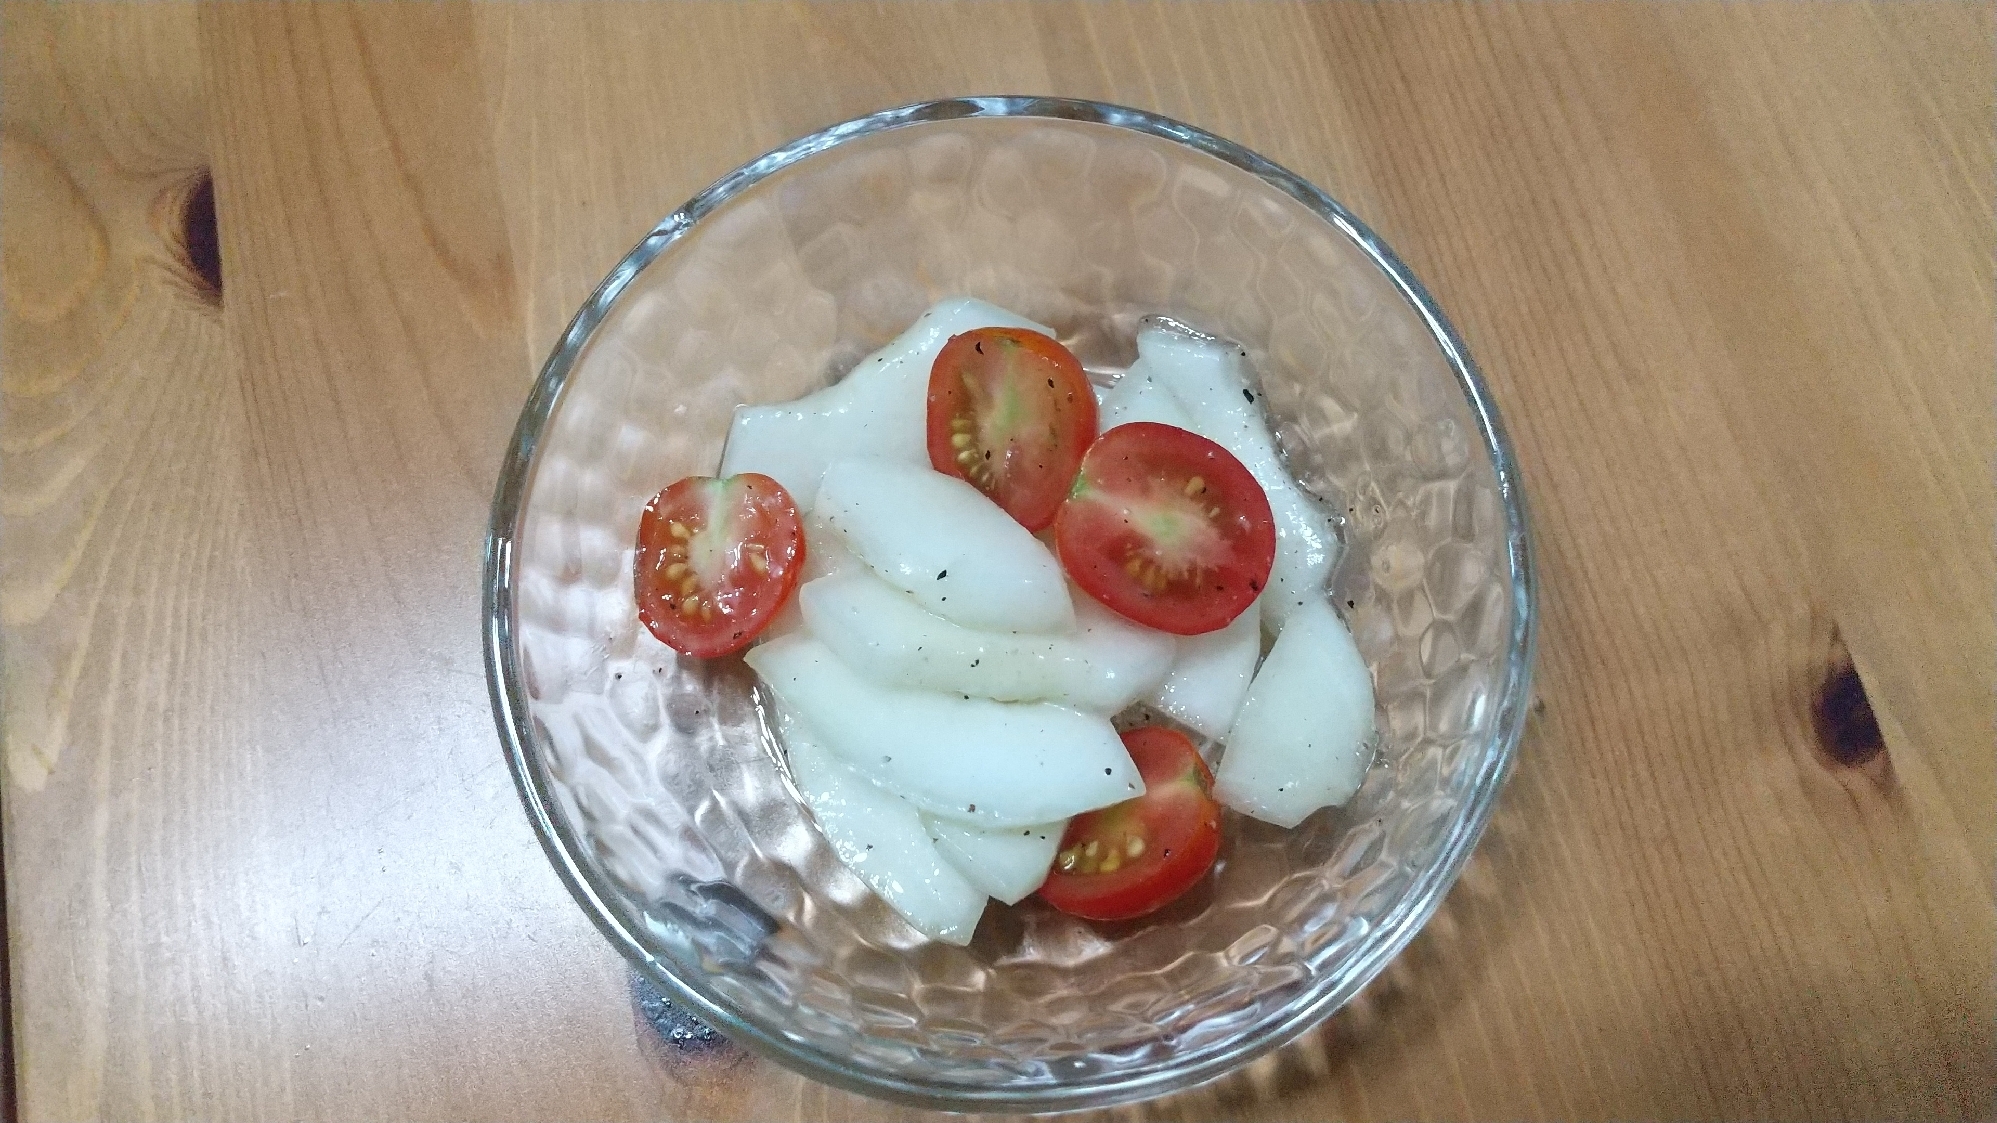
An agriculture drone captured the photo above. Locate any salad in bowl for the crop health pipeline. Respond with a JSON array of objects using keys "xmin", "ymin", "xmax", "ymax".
[{"xmin": 485, "ymin": 97, "xmax": 1534, "ymax": 1112}]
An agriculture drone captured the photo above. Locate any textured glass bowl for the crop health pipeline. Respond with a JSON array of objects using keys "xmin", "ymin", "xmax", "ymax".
[{"xmin": 484, "ymin": 97, "xmax": 1535, "ymax": 1112}]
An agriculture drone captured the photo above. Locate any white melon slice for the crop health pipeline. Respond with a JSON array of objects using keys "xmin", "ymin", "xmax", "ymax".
[
  {"xmin": 717, "ymin": 298, "xmax": 1048, "ymax": 506},
  {"xmin": 1143, "ymin": 594, "xmax": 1262, "ymax": 738},
  {"xmin": 777, "ymin": 707, "xmax": 987, "ymax": 944},
  {"xmin": 797, "ymin": 569, "xmax": 1172, "ymax": 712},
  {"xmin": 746, "ymin": 634, "xmax": 1141, "ymax": 828},
  {"xmin": 1099, "ymin": 366, "xmax": 1195, "ymax": 431},
  {"xmin": 761, "ymin": 513, "xmax": 859, "ymax": 643},
  {"xmin": 1214, "ymin": 599, "xmax": 1375, "ymax": 828},
  {"xmin": 815, "ymin": 458, "xmax": 1074, "ymax": 635},
  {"xmin": 921, "ymin": 815, "xmax": 1064, "ymax": 905},
  {"xmin": 1133, "ymin": 325, "xmax": 1340, "ymax": 631}
]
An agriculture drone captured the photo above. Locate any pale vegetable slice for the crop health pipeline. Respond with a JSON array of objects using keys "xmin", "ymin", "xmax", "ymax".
[
  {"xmin": 1099, "ymin": 366, "xmax": 1195, "ymax": 431},
  {"xmin": 1143, "ymin": 594, "xmax": 1262, "ymax": 738},
  {"xmin": 815, "ymin": 458, "xmax": 1074, "ymax": 635},
  {"xmin": 778, "ymin": 707, "xmax": 987, "ymax": 944},
  {"xmin": 797, "ymin": 569, "xmax": 1172, "ymax": 712},
  {"xmin": 761, "ymin": 513, "xmax": 859, "ymax": 643},
  {"xmin": 718, "ymin": 298, "xmax": 1049, "ymax": 507},
  {"xmin": 921, "ymin": 815, "xmax": 1065, "ymax": 905},
  {"xmin": 1133, "ymin": 325, "xmax": 1340, "ymax": 631},
  {"xmin": 746, "ymin": 634, "xmax": 1141, "ymax": 828},
  {"xmin": 1214, "ymin": 599, "xmax": 1375, "ymax": 828}
]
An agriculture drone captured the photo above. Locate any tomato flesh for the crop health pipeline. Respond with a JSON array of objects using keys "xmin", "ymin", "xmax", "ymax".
[
  {"xmin": 1055, "ymin": 422, "xmax": 1275, "ymax": 635},
  {"xmin": 634, "ymin": 473, "xmax": 804, "ymax": 658},
  {"xmin": 1039, "ymin": 727, "xmax": 1223, "ymax": 921},
  {"xmin": 927, "ymin": 327, "xmax": 1097, "ymax": 532}
]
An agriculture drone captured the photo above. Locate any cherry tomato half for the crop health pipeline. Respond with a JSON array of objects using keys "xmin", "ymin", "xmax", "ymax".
[
  {"xmin": 1054, "ymin": 422, "xmax": 1275, "ymax": 635},
  {"xmin": 633, "ymin": 473, "xmax": 805, "ymax": 658},
  {"xmin": 1039, "ymin": 727, "xmax": 1223, "ymax": 922},
  {"xmin": 927, "ymin": 327, "xmax": 1098, "ymax": 532}
]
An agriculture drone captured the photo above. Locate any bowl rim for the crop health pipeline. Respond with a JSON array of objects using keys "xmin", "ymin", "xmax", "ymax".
[{"xmin": 482, "ymin": 95, "xmax": 1538, "ymax": 1113}]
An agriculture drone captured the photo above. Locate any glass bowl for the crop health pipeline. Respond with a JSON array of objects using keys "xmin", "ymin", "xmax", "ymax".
[{"xmin": 483, "ymin": 97, "xmax": 1535, "ymax": 1113}]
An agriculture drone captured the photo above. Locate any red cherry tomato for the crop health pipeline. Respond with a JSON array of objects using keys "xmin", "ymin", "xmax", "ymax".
[
  {"xmin": 633, "ymin": 473, "xmax": 804, "ymax": 658},
  {"xmin": 1054, "ymin": 422, "xmax": 1275, "ymax": 635},
  {"xmin": 927, "ymin": 327, "xmax": 1098, "ymax": 532},
  {"xmin": 1039, "ymin": 727, "xmax": 1223, "ymax": 922}
]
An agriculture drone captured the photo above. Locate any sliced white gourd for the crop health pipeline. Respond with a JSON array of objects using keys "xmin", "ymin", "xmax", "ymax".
[
  {"xmin": 797, "ymin": 569, "xmax": 1172, "ymax": 712},
  {"xmin": 746, "ymin": 634, "xmax": 1141, "ymax": 828},
  {"xmin": 1214, "ymin": 599, "xmax": 1375, "ymax": 828},
  {"xmin": 717, "ymin": 298, "xmax": 1048, "ymax": 506},
  {"xmin": 777, "ymin": 707, "xmax": 987, "ymax": 944},
  {"xmin": 921, "ymin": 815, "xmax": 1065, "ymax": 905},
  {"xmin": 815, "ymin": 458, "xmax": 1074, "ymax": 635},
  {"xmin": 1133, "ymin": 325, "xmax": 1339, "ymax": 632},
  {"xmin": 1099, "ymin": 366, "xmax": 1195, "ymax": 431},
  {"xmin": 761, "ymin": 513, "xmax": 859, "ymax": 642},
  {"xmin": 1143, "ymin": 594, "xmax": 1262, "ymax": 738}
]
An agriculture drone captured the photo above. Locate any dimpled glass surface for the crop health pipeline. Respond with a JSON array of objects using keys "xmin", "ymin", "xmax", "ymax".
[{"xmin": 491, "ymin": 101, "xmax": 1531, "ymax": 1112}]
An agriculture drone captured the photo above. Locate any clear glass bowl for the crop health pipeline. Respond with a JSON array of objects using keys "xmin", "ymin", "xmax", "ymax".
[{"xmin": 483, "ymin": 97, "xmax": 1535, "ymax": 1113}]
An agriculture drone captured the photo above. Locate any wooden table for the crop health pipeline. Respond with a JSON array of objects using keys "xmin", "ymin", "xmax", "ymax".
[{"xmin": 4, "ymin": 3, "xmax": 1990, "ymax": 1120}]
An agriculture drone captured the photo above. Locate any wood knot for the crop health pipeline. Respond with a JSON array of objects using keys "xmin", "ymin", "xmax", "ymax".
[
  {"xmin": 1815, "ymin": 651, "xmax": 1884, "ymax": 768},
  {"xmin": 179, "ymin": 170, "xmax": 221, "ymax": 301}
]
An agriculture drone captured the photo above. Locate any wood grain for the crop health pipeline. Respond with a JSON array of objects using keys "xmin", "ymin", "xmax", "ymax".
[{"xmin": 4, "ymin": 3, "xmax": 1990, "ymax": 1121}]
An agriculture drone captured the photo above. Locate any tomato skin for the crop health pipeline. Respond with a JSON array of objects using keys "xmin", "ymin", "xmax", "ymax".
[
  {"xmin": 634, "ymin": 473, "xmax": 805, "ymax": 658},
  {"xmin": 1038, "ymin": 727, "xmax": 1223, "ymax": 922},
  {"xmin": 926, "ymin": 327, "xmax": 1098, "ymax": 532},
  {"xmin": 1055, "ymin": 422, "xmax": 1275, "ymax": 635}
]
